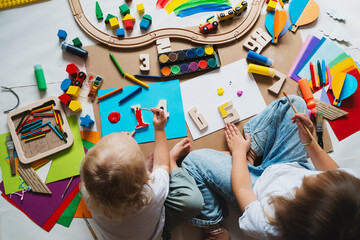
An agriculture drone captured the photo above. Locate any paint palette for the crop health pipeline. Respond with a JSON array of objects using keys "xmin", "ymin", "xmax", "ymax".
[
  {"xmin": 6, "ymin": 96, "xmax": 74, "ymax": 164},
  {"xmin": 158, "ymin": 44, "xmax": 221, "ymax": 77}
]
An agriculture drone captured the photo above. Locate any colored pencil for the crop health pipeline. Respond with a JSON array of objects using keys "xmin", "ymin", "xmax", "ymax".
[
  {"xmin": 82, "ymin": 214, "xmax": 98, "ymax": 240},
  {"xmin": 124, "ymin": 73, "xmax": 149, "ymax": 88},
  {"xmin": 97, "ymin": 87, "xmax": 123, "ymax": 101},
  {"xmin": 61, "ymin": 176, "xmax": 74, "ymax": 199},
  {"xmin": 109, "ymin": 52, "xmax": 125, "ymax": 75}
]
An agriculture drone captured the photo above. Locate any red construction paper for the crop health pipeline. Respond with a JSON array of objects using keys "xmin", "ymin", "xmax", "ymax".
[{"xmin": 327, "ymin": 68, "xmax": 360, "ymax": 141}]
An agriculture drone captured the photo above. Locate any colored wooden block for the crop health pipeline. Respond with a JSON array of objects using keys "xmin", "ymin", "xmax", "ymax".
[
  {"xmin": 109, "ymin": 17, "xmax": 120, "ymax": 29},
  {"xmin": 137, "ymin": 3, "xmax": 145, "ymax": 14},
  {"xmin": 218, "ymin": 101, "xmax": 240, "ymax": 124},
  {"xmin": 139, "ymin": 54, "xmax": 150, "ymax": 71},
  {"xmin": 123, "ymin": 19, "xmax": 133, "ymax": 30},
  {"xmin": 72, "ymin": 37, "xmax": 82, "ymax": 48},
  {"xmin": 143, "ymin": 14, "xmax": 152, "ymax": 24},
  {"xmin": 58, "ymin": 93, "xmax": 72, "ymax": 106},
  {"xmin": 117, "ymin": 28, "xmax": 125, "ymax": 37},
  {"xmin": 66, "ymin": 63, "xmax": 79, "ymax": 76},
  {"xmin": 119, "ymin": 4, "xmax": 130, "ymax": 16},
  {"xmin": 125, "ymin": 0, "xmax": 132, "ymax": 2},
  {"xmin": 66, "ymin": 85, "xmax": 81, "ymax": 97},
  {"xmin": 156, "ymin": 100, "xmax": 169, "ymax": 118},
  {"xmin": 266, "ymin": 0, "xmax": 277, "ymax": 11},
  {"xmin": 188, "ymin": 107, "xmax": 208, "ymax": 131},
  {"xmin": 68, "ymin": 100, "xmax": 82, "ymax": 113},
  {"xmin": 57, "ymin": 29, "xmax": 67, "ymax": 40},
  {"xmin": 268, "ymin": 71, "xmax": 287, "ymax": 94},
  {"xmin": 95, "ymin": 1, "xmax": 103, "ymax": 20},
  {"xmin": 105, "ymin": 14, "xmax": 116, "ymax": 24},
  {"xmin": 123, "ymin": 14, "xmax": 136, "ymax": 23},
  {"xmin": 156, "ymin": 38, "xmax": 172, "ymax": 54},
  {"xmin": 243, "ymin": 28, "xmax": 272, "ymax": 53},
  {"xmin": 80, "ymin": 114, "xmax": 94, "ymax": 128},
  {"xmin": 140, "ymin": 18, "xmax": 150, "ymax": 31},
  {"xmin": 60, "ymin": 78, "xmax": 72, "ymax": 92}
]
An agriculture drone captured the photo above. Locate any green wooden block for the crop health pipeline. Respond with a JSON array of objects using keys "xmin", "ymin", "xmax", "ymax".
[
  {"xmin": 95, "ymin": 1, "xmax": 103, "ymax": 20},
  {"xmin": 143, "ymin": 14, "xmax": 152, "ymax": 24},
  {"xmin": 72, "ymin": 37, "xmax": 82, "ymax": 48},
  {"xmin": 119, "ymin": 3, "xmax": 130, "ymax": 16},
  {"xmin": 105, "ymin": 14, "xmax": 117, "ymax": 24}
]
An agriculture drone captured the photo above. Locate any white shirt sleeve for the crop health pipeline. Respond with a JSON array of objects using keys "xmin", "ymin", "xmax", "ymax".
[
  {"xmin": 239, "ymin": 200, "xmax": 279, "ymax": 240},
  {"xmin": 149, "ymin": 168, "xmax": 170, "ymax": 203}
]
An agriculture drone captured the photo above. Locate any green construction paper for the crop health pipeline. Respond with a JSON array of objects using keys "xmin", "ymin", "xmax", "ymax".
[
  {"xmin": 57, "ymin": 191, "xmax": 82, "ymax": 227},
  {"xmin": 82, "ymin": 139, "xmax": 95, "ymax": 151},
  {"xmin": 46, "ymin": 115, "xmax": 85, "ymax": 183},
  {"xmin": 328, "ymin": 52, "xmax": 349, "ymax": 68}
]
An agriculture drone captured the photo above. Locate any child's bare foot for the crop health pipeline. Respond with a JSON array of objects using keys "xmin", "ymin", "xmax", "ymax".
[
  {"xmin": 147, "ymin": 152, "xmax": 154, "ymax": 172},
  {"xmin": 170, "ymin": 138, "xmax": 191, "ymax": 171}
]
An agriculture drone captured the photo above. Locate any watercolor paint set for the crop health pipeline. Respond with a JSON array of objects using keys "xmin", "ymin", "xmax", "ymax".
[{"xmin": 158, "ymin": 44, "xmax": 221, "ymax": 77}]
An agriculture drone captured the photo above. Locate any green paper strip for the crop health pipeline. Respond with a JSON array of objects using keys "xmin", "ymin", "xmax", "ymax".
[
  {"xmin": 82, "ymin": 139, "xmax": 95, "ymax": 151},
  {"xmin": 57, "ymin": 191, "xmax": 82, "ymax": 227}
]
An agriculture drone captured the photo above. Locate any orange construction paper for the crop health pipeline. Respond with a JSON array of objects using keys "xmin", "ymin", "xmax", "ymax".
[
  {"xmin": 73, "ymin": 197, "xmax": 92, "ymax": 218},
  {"xmin": 80, "ymin": 131, "xmax": 101, "ymax": 145}
]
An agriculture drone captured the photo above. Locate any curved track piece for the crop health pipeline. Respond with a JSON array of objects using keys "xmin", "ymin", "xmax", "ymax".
[
  {"xmin": 68, "ymin": 0, "xmax": 265, "ymax": 48},
  {"xmin": 1, "ymin": 86, "xmax": 19, "ymax": 113}
]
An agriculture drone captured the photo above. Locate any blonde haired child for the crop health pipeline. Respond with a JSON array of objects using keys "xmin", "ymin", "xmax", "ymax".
[
  {"xmin": 182, "ymin": 96, "xmax": 360, "ymax": 239},
  {"xmin": 81, "ymin": 109, "xmax": 203, "ymax": 240}
]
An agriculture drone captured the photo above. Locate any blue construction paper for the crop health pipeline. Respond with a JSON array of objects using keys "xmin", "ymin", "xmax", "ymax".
[
  {"xmin": 298, "ymin": 39, "xmax": 344, "ymax": 80},
  {"xmin": 288, "ymin": 0, "xmax": 309, "ymax": 30},
  {"xmin": 265, "ymin": 11, "xmax": 290, "ymax": 41},
  {"xmin": 290, "ymin": 35, "xmax": 320, "ymax": 81},
  {"xmin": 98, "ymin": 80, "xmax": 187, "ymax": 143}
]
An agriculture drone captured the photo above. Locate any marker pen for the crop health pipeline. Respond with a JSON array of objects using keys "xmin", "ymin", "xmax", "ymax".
[
  {"xmin": 246, "ymin": 51, "xmax": 273, "ymax": 67},
  {"xmin": 61, "ymin": 42, "xmax": 88, "ymax": 59},
  {"xmin": 34, "ymin": 64, "xmax": 47, "ymax": 91}
]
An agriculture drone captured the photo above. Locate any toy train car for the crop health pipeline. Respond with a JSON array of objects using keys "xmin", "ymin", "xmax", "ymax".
[
  {"xmin": 217, "ymin": 0, "xmax": 248, "ymax": 22},
  {"xmin": 199, "ymin": 16, "xmax": 219, "ymax": 34}
]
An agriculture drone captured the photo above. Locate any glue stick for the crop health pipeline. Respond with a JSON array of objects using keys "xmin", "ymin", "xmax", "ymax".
[
  {"xmin": 34, "ymin": 64, "xmax": 47, "ymax": 91},
  {"xmin": 248, "ymin": 63, "xmax": 275, "ymax": 77},
  {"xmin": 247, "ymin": 51, "xmax": 273, "ymax": 67},
  {"xmin": 298, "ymin": 78, "xmax": 317, "ymax": 116},
  {"xmin": 61, "ymin": 42, "xmax": 88, "ymax": 59}
]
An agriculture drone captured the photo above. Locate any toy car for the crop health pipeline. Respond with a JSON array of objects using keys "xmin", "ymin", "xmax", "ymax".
[
  {"xmin": 217, "ymin": 9, "xmax": 235, "ymax": 22},
  {"xmin": 199, "ymin": 16, "xmax": 219, "ymax": 34},
  {"xmin": 233, "ymin": 0, "xmax": 248, "ymax": 16}
]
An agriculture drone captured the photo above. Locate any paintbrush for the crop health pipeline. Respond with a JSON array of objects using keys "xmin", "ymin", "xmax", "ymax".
[
  {"xmin": 283, "ymin": 92, "xmax": 322, "ymax": 150},
  {"xmin": 82, "ymin": 214, "xmax": 98, "ymax": 240},
  {"xmin": 6, "ymin": 135, "xmax": 16, "ymax": 176},
  {"xmin": 316, "ymin": 112, "xmax": 324, "ymax": 149}
]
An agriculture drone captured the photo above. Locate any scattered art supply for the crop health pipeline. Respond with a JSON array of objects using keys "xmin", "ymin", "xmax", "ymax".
[
  {"xmin": 321, "ymin": 59, "xmax": 326, "ymax": 85},
  {"xmin": 243, "ymin": 28, "xmax": 272, "ymax": 53},
  {"xmin": 188, "ymin": 107, "xmax": 208, "ymax": 131},
  {"xmin": 298, "ymin": 78, "xmax": 317, "ymax": 116},
  {"xmin": 248, "ymin": 63, "xmax": 275, "ymax": 77},
  {"xmin": 17, "ymin": 160, "xmax": 52, "ymax": 194},
  {"xmin": 288, "ymin": 0, "xmax": 320, "ymax": 32},
  {"xmin": 309, "ymin": 62, "xmax": 319, "ymax": 89},
  {"xmin": 217, "ymin": 87, "xmax": 224, "ymax": 96},
  {"xmin": 314, "ymin": 99, "xmax": 348, "ymax": 121},
  {"xmin": 61, "ymin": 42, "xmax": 88, "ymax": 59},
  {"xmin": 108, "ymin": 112, "xmax": 121, "ymax": 123},
  {"xmin": 331, "ymin": 72, "xmax": 358, "ymax": 106},
  {"xmin": 61, "ymin": 176, "xmax": 74, "ymax": 199},
  {"xmin": 131, "ymin": 105, "xmax": 150, "ymax": 129},
  {"xmin": 265, "ymin": 10, "xmax": 288, "ymax": 44},
  {"xmin": 80, "ymin": 115, "xmax": 95, "ymax": 128},
  {"xmin": 0, "ymin": 0, "xmax": 43, "ymax": 9},
  {"xmin": 109, "ymin": 52, "xmax": 125, "ymax": 75},
  {"xmin": 246, "ymin": 51, "xmax": 273, "ymax": 67},
  {"xmin": 158, "ymin": 44, "xmax": 221, "ymax": 77},
  {"xmin": 124, "ymin": 73, "xmax": 149, "ymax": 88},
  {"xmin": 82, "ymin": 214, "xmax": 98, "ymax": 240},
  {"xmin": 5, "ymin": 135, "xmax": 16, "ymax": 176},
  {"xmin": 218, "ymin": 101, "xmax": 240, "ymax": 124},
  {"xmin": 237, "ymin": 90, "xmax": 243, "ymax": 97},
  {"xmin": 1, "ymin": 86, "xmax": 20, "ymax": 113},
  {"xmin": 172, "ymin": 0, "xmax": 232, "ymax": 18},
  {"xmin": 97, "ymin": 87, "xmax": 123, "ymax": 101},
  {"xmin": 34, "ymin": 64, "xmax": 47, "ymax": 91},
  {"xmin": 88, "ymin": 75, "xmax": 104, "ymax": 101},
  {"xmin": 316, "ymin": 112, "xmax": 324, "ymax": 149},
  {"xmin": 6, "ymin": 96, "xmax": 74, "ymax": 164},
  {"xmin": 118, "ymin": 86, "xmax": 142, "ymax": 104},
  {"xmin": 317, "ymin": 60, "xmax": 323, "ymax": 86},
  {"xmin": 133, "ymin": 74, "xmax": 162, "ymax": 80}
]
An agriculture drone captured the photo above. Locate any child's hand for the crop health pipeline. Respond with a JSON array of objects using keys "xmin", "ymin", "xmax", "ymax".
[
  {"xmin": 224, "ymin": 123, "xmax": 251, "ymax": 155},
  {"xmin": 121, "ymin": 130, "xmax": 135, "ymax": 137},
  {"xmin": 152, "ymin": 108, "xmax": 167, "ymax": 131},
  {"xmin": 290, "ymin": 113, "xmax": 314, "ymax": 144}
]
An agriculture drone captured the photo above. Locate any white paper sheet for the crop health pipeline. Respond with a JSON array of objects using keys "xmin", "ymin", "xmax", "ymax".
[{"xmin": 181, "ymin": 59, "xmax": 266, "ymax": 140}]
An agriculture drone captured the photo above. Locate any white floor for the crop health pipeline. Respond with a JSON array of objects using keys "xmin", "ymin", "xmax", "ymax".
[{"xmin": 1, "ymin": 0, "xmax": 360, "ymax": 239}]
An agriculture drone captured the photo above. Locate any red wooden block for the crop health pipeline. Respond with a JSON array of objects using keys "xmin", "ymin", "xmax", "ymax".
[
  {"xmin": 123, "ymin": 19, "xmax": 133, "ymax": 30},
  {"xmin": 58, "ymin": 93, "xmax": 72, "ymax": 106},
  {"xmin": 125, "ymin": 0, "xmax": 132, "ymax": 2},
  {"xmin": 66, "ymin": 63, "xmax": 80, "ymax": 77}
]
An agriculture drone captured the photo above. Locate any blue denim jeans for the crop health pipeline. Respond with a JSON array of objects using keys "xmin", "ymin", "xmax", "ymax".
[{"xmin": 182, "ymin": 95, "xmax": 312, "ymax": 227}]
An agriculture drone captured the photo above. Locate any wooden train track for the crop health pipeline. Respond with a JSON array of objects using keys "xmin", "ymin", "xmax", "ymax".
[{"xmin": 68, "ymin": 0, "xmax": 265, "ymax": 48}]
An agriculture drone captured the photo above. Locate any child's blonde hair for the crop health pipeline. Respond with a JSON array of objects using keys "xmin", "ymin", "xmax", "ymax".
[{"xmin": 80, "ymin": 133, "xmax": 153, "ymax": 219}]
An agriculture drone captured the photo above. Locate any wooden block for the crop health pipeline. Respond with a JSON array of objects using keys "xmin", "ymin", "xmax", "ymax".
[
  {"xmin": 266, "ymin": 0, "xmax": 277, "ymax": 11},
  {"xmin": 58, "ymin": 93, "xmax": 71, "ymax": 106},
  {"xmin": 123, "ymin": 19, "xmax": 133, "ymax": 30},
  {"xmin": 139, "ymin": 54, "xmax": 150, "ymax": 71},
  {"xmin": 131, "ymin": 104, "xmax": 149, "ymax": 129},
  {"xmin": 188, "ymin": 107, "xmax": 208, "ymax": 131},
  {"xmin": 243, "ymin": 28, "xmax": 272, "ymax": 53},
  {"xmin": 123, "ymin": 14, "xmax": 136, "ymax": 23},
  {"xmin": 66, "ymin": 85, "xmax": 81, "ymax": 97},
  {"xmin": 137, "ymin": 3, "xmax": 145, "ymax": 14},
  {"xmin": 156, "ymin": 100, "xmax": 169, "ymax": 118},
  {"xmin": 68, "ymin": 100, "xmax": 82, "ymax": 113},
  {"xmin": 268, "ymin": 71, "xmax": 287, "ymax": 94},
  {"xmin": 109, "ymin": 17, "xmax": 119, "ymax": 29},
  {"xmin": 218, "ymin": 101, "xmax": 240, "ymax": 124},
  {"xmin": 156, "ymin": 38, "xmax": 172, "ymax": 54}
]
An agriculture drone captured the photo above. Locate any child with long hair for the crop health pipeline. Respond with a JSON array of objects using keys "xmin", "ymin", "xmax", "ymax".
[
  {"xmin": 80, "ymin": 108, "xmax": 203, "ymax": 240},
  {"xmin": 182, "ymin": 95, "xmax": 360, "ymax": 240}
]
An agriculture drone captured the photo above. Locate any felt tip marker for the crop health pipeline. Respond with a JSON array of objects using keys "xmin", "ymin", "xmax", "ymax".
[
  {"xmin": 248, "ymin": 63, "xmax": 275, "ymax": 77},
  {"xmin": 34, "ymin": 64, "xmax": 47, "ymax": 91},
  {"xmin": 61, "ymin": 42, "xmax": 88, "ymax": 59},
  {"xmin": 246, "ymin": 51, "xmax": 273, "ymax": 67}
]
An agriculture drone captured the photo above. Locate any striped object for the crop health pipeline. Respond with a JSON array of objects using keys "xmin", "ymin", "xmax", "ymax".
[{"xmin": 0, "ymin": 0, "xmax": 44, "ymax": 10}]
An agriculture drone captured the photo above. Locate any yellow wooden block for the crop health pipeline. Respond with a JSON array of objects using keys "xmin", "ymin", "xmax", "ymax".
[
  {"xmin": 123, "ymin": 14, "xmax": 136, "ymax": 23},
  {"xmin": 137, "ymin": 3, "xmax": 145, "ymax": 14},
  {"xmin": 68, "ymin": 100, "xmax": 82, "ymax": 113},
  {"xmin": 218, "ymin": 102, "xmax": 229, "ymax": 118},
  {"xmin": 66, "ymin": 85, "xmax": 80, "ymax": 97},
  {"xmin": 266, "ymin": 0, "xmax": 277, "ymax": 11},
  {"xmin": 109, "ymin": 17, "xmax": 120, "ymax": 29}
]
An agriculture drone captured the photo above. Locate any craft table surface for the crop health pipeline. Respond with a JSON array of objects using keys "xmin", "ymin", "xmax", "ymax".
[{"xmin": 1, "ymin": 0, "xmax": 360, "ymax": 239}]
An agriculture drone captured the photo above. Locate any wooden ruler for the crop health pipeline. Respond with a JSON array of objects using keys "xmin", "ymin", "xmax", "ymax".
[{"xmin": 17, "ymin": 161, "xmax": 52, "ymax": 194}]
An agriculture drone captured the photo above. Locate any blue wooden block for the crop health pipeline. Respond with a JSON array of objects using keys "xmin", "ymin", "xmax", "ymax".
[
  {"xmin": 80, "ymin": 114, "xmax": 95, "ymax": 128},
  {"xmin": 57, "ymin": 29, "xmax": 67, "ymax": 40},
  {"xmin": 60, "ymin": 78, "xmax": 72, "ymax": 92},
  {"xmin": 140, "ymin": 18, "xmax": 150, "ymax": 31},
  {"xmin": 117, "ymin": 28, "xmax": 125, "ymax": 37}
]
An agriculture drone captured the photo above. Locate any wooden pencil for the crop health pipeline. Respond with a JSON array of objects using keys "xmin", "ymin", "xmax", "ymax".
[
  {"xmin": 82, "ymin": 214, "xmax": 98, "ymax": 240},
  {"xmin": 61, "ymin": 176, "xmax": 73, "ymax": 199}
]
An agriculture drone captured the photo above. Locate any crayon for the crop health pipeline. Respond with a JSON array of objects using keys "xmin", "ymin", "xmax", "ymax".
[
  {"xmin": 321, "ymin": 60, "xmax": 326, "ymax": 86},
  {"xmin": 317, "ymin": 60, "xmax": 323, "ymax": 87},
  {"xmin": 97, "ymin": 87, "xmax": 123, "ymax": 101},
  {"xmin": 118, "ymin": 86, "xmax": 142, "ymax": 104},
  {"xmin": 309, "ymin": 62, "xmax": 319, "ymax": 89},
  {"xmin": 124, "ymin": 73, "xmax": 149, "ymax": 88},
  {"xmin": 109, "ymin": 52, "xmax": 125, "ymax": 75}
]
